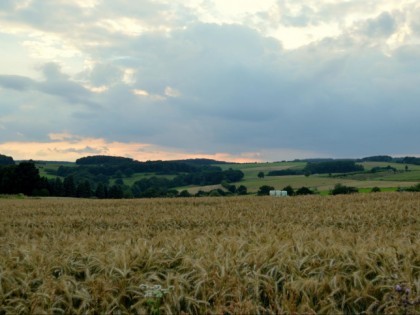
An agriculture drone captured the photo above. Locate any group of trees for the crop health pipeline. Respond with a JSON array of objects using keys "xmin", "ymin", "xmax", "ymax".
[
  {"xmin": 359, "ymin": 155, "xmax": 420, "ymax": 165},
  {"xmin": 0, "ymin": 162, "xmax": 44, "ymax": 196},
  {"xmin": 397, "ymin": 183, "xmax": 420, "ymax": 192},
  {"xmin": 304, "ymin": 160, "xmax": 364, "ymax": 174},
  {"xmin": 0, "ymin": 154, "xmax": 15, "ymax": 166},
  {"xmin": 265, "ymin": 160, "xmax": 364, "ymax": 177},
  {"xmin": 0, "ymin": 157, "xmax": 246, "ymax": 199},
  {"xmin": 52, "ymin": 156, "xmax": 244, "ymax": 189},
  {"xmin": 46, "ymin": 177, "xmax": 126, "ymax": 199}
]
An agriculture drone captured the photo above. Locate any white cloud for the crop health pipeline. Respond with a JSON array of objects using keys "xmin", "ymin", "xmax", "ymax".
[
  {"xmin": 122, "ymin": 68, "xmax": 136, "ymax": 85},
  {"xmin": 72, "ymin": 0, "xmax": 100, "ymax": 9},
  {"xmin": 132, "ymin": 89, "xmax": 149, "ymax": 96},
  {"xmin": 164, "ymin": 86, "xmax": 181, "ymax": 98},
  {"xmin": 48, "ymin": 132, "xmax": 82, "ymax": 141},
  {"xmin": 84, "ymin": 85, "xmax": 108, "ymax": 93},
  {"xmin": 96, "ymin": 18, "xmax": 147, "ymax": 36}
]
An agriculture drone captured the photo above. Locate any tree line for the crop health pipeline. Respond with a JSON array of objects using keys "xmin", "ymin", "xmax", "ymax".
[
  {"xmin": 0, "ymin": 159, "xmax": 245, "ymax": 199},
  {"xmin": 266, "ymin": 160, "xmax": 364, "ymax": 177}
]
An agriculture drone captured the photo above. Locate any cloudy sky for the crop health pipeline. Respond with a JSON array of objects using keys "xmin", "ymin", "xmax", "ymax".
[{"xmin": 0, "ymin": 0, "xmax": 419, "ymax": 162}]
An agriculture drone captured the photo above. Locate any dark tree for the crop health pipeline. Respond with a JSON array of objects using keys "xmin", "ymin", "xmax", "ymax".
[
  {"xmin": 371, "ymin": 186, "xmax": 381, "ymax": 193},
  {"xmin": 237, "ymin": 185, "xmax": 248, "ymax": 195},
  {"xmin": 0, "ymin": 154, "xmax": 15, "ymax": 165},
  {"xmin": 115, "ymin": 178, "xmax": 124, "ymax": 185},
  {"xmin": 258, "ymin": 171, "xmax": 265, "ymax": 179},
  {"xmin": 77, "ymin": 180, "xmax": 92, "ymax": 198},
  {"xmin": 50, "ymin": 178, "xmax": 64, "ymax": 196},
  {"xmin": 223, "ymin": 169, "xmax": 244, "ymax": 182},
  {"xmin": 95, "ymin": 183, "xmax": 107, "ymax": 199},
  {"xmin": 0, "ymin": 166, "xmax": 16, "ymax": 194},
  {"xmin": 361, "ymin": 155, "xmax": 393, "ymax": 162},
  {"xmin": 304, "ymin": 160, "xmax": 364, "ymax": 174},
  {"xmin": 179, "ymin": 190, "xmax": 192, "ymax": 197},
  {"xmin": 282, "ymin": 185, "xmax": 295, "ymax": 196},
  {"xmin": 221, "ymin": 181, "xmax": 236, "ymax": 193},
  {"xmin": 295, "ymin": 186, "xmax": 314, "ymax": 195},
  {"xmin": 63, "ymin": 176, "xmax": 76, "ymax": 197},
  {"xmin": 257, "ymin": 185, "xmax": 275, "ymax": 196},
  {"xmin": 108, "ymin": 185, "xmax": 124, "ymax": 199},
  {"xmin": 330, "ymin": 184, "xmax": 358, "ymax": 195},
  {"xmin": 14, "ymin": 162, "xmax": 41, "ymax": 196}
]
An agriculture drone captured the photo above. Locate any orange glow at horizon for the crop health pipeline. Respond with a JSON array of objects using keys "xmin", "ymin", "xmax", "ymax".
[{"xmin": 0, "ymin": 135, "xmax": 262, "ymax": 163}]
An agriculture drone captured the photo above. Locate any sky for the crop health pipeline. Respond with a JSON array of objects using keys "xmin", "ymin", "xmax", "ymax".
[{"xmin": 0, "ymin": 0, "xmax": 419, "ymax": 162}]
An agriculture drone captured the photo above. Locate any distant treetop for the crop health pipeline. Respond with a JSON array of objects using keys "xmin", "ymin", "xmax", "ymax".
[
  {"xmin": 76, "ymin": 155, "xmax": 134, "ymax": 165},
  {"xmin": 0, "ymin": 154, "xmax": 15, "ymax": 165},
  {"xmin": 172, "ymin": 158, "xmax": 230, "ymax": 165},
  {"xmin": 360, "ymin": 155, "xmax": 393, "ymax": 162}
]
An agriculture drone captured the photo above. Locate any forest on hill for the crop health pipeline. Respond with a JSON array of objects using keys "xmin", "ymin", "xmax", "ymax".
[
  {"xmin": 1, "ymin": 153, "xmax": 420, "ymax": 198},
  {"xmin": 0, "ymin": 154, "xmax": 245, "ymax": 198}
]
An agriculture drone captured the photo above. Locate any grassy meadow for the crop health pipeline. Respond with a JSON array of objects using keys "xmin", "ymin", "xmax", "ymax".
[
  {"xmin": 34, "ymin": 160, "xmax": 420, "ymax": 195},
  {"xmin": 208, "ymin": 161, "xmax": 420, "ymax": 194},
  {"xmin": 1, "ymin": 193, "xmax": 419, "ymax": 314}
]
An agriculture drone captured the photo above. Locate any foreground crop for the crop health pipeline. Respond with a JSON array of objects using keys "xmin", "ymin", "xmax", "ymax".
[{"xmin": 0, "ymin": 193, "xmax": 419, "ymax": 314}]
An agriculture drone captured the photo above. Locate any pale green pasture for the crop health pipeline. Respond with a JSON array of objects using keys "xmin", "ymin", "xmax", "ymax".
[
  {"xmin": 240, "ymin": 175, "xmax": 418, "ymax": 193},
  {"xmin": 360, "ymin": 161, "xmax": 420, "ymax": 171},
  {"xmin": 183, "ymin": 175, "xmax": 418, "ymax": 194},
  {"xmin": 36, "ymin": 162, "xmax": 76, "ymax": 179}
]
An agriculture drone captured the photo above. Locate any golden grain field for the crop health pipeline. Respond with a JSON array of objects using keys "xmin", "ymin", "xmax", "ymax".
[{"xmin": 0, "ymin": 193, "xmax": 419, "ymax": 314}]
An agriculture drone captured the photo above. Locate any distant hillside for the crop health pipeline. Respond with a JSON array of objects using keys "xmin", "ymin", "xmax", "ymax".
[
  {"xmin": 359, "ymin": 155, "xmax": 394, "ymax": 162},
  {"xmin": 171, "ymin": 158, "xmax": 231, "ymax": 166},
  {"xmin": 76, "ymin": 155, "xmax": 134, "ymax": 165}
]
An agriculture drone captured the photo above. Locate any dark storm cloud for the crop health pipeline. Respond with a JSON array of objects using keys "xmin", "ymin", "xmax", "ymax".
[
  {"xmin": 0, "ymin": 63, "xmax": 100, "ymax": 108},
  {"xmin": 0, "ymin": 75, "xmax": 35, "ymax": 90},
  {"xmin": 1, "ymin": 0, "xmax": 420, "ymax": 159},
  {"xmin": 358, "ymin": 12, "xmax": 397, "ymax": 38}
]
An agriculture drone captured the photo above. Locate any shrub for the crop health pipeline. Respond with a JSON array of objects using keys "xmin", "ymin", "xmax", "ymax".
[
  {"xmin": 257, "ymin": 185, "xmax": 274, "ymax": 196},
  {"xmin": 330, "ymin": 184, "xmax": 358, "ymax": 195},
  {"xmin": 236, "ymin": 185, "xmax": 248, "ymax": 195},
  {"xmin": 282, "ymin": 185, "xmax": 295, "ymax": 196},
  {"xmin": 295, "ymin": 186, "xmax": 314, "ymax": 195},
  {"xmin": 179, "ymin": 190, "xmax": 192, "ymax": 197}
]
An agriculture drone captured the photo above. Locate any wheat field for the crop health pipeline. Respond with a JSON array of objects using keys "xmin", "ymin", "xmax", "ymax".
[{"xmin": 0, "ymin": 193, "xmax": 419, "ymax": 314}]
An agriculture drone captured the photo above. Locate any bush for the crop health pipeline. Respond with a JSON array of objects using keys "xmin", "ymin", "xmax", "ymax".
[
  {"xmin": 209, "ymin": 189, "xmax": 225, "ymax": 197},
  {"xmin": 371, "ymin": 186, "xmax": 381, "ymax": 193},
  {"xmin": 237, "ymin": 185, "xmax": 248, "ymax": 195},
  {"xmin": 179, "ymin": 190, "xmax": 192, "ymax": 197},
  {"xmin": 282, "ymin": 185, "xmax": 295, "ymax": 196},
  {"xmin": 295, "ymin": 186, "xmax": 314, "ymax": 195},
  {"xmin": 330, "ymin": 184, "xmax": 358, "ymax": 195},
  {"xmin": 399, "ymin": 183, "xmax": 420, "ymax": 192},
  {"xmin": 257, "ymin": 185, "xmax": 274, "ymax": 196}
]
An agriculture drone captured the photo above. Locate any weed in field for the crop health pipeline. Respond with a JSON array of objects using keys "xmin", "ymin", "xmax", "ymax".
[
  {"xmin": 387, "ymin": 283, "xmax": 420, "ymax": 314},
  {"xmin": 139, "ymin": 284, "xmax": 174, "ymax": 315}
]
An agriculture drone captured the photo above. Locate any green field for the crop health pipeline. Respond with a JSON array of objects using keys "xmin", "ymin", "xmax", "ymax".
[
  {"xmin": 36, "ymin": 162, "xmax": 76, "ymax": 179},
  {"xmin": 34, "ymin": 160, "xmax": 420, "ymax": 195},
  {"xmin": 187, "ymin": 161, "xmax": 420, "ymax": 194}
]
